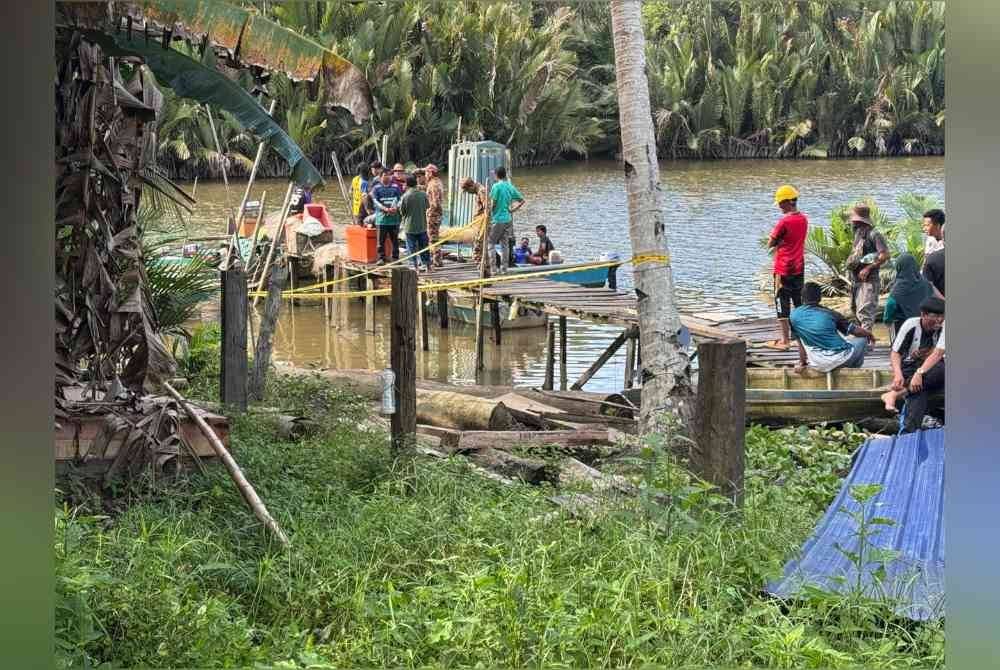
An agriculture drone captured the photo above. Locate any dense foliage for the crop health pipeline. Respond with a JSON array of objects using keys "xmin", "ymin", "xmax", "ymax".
[
  {"xmin": 155, "ymin": 0, "xmax": 945, "ymax": 179},
  {"xmin": 55, "ymin": 327, "xmax": 943, "ymax": 669}
]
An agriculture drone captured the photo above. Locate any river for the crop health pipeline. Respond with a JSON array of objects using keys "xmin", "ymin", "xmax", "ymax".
[{"xmin": 181, "ymin": 157, "xmax": 944, "ymax": 392}]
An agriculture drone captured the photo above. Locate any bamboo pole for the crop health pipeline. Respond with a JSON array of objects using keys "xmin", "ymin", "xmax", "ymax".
[
  {"xmin": 381, "ymin": 134, "xmax": 389, "ymax": 167},
  {"xmin": 204, "ymin": 104, "xmax": 234, "ymax": 229},
  {"xmin": 164, "ymin": 381, "xmax": 290, "ymax": 547},
  {"xmin": 253, "ymin": 183, "xmax": 294, "ymax": 307},
  {"xmin": 245, "ymin": 190, "xmax": 267, "ymax": 280},
  {"xmin": 192, "ymin": 175, "xmax": 198, "ymax": 197},
  {"xmin": 330, "ymin": 151, "xmax": 353, "ymax": 220}
]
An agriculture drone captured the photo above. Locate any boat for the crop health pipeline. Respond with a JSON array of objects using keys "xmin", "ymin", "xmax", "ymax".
[
  {"xmin": 506, "ymin": 260, "xmax": 612, "ymax": 288},
  {"xmin": 425, "ymin": 293, "xmax": 548, "ymax": 330},
  {"xmin": 623, "ymin": 367, "xmax": 942, "ymax": 424}
]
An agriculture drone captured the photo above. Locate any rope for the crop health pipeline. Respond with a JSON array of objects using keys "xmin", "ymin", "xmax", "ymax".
[{"xmin": 248, "ymin": 253, "xmax": 669, "ymax": 300}]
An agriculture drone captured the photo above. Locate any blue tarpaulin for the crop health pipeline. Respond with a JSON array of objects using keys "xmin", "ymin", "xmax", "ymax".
[{"xmin": 766, "ymin": 428, "xmax": 944, "ymax": 621}]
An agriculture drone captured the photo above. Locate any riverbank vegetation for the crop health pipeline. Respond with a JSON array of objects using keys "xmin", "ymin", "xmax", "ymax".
[
  {"xmin": 154, "ymin": 0, "xmax": 945, "ymax": 180},
  {"xmin": 56, "ymin": 326, "xmax": 944, "ymax": 669}
]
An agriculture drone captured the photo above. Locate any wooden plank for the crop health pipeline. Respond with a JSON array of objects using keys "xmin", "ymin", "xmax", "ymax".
[{"xmin": 456, "ymin": 429, "xmax": 613, "ymax": 451}]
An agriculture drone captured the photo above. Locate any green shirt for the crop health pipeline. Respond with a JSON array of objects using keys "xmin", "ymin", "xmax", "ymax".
[
  {"xmin": 399, "ymin": 189, "xmax": 429, "ymax": 235},
  {"xmin": 489, "ymin": 180, "xmax": 524, "ymax": 224}
]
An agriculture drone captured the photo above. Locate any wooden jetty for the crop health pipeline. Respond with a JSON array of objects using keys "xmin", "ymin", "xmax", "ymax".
[{"xmin": 315, "ymin": 256, "xmax": 892, "ymax": 389}]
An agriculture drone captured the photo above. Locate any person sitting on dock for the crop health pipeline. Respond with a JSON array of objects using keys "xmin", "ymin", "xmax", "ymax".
[
  {"xmin": 528, "ymin": 225, "xmax": 555, "ymax": 265},
  {"xmin": 513, "ymin": 237, "xmax": 531, "ymax": 265},
  {"xmin": 766, "ymin": 184, "xmax": 808, "ymax": 351},
  {"xmin": 400, "ymin": 175, "xmax": 432, "ymax": 272},
  {"xmin": 461, "ymin": 177, "xmax": 491, "ymax": 264},
  {"xmin": 488, "ymin": 166, "xmax": 525, "ymax": 274},
  {"xmin": 371, "ymin": 169, "xmax": 403, "ymax": 265},
  {"xmin": 425, "ymin": 164, "xmax": 445, "ymax": 268},
  {"xmin": 790, "ymin": 282, "xmax": 876, "ymax": 373},
  {"xmin": 881, "ymin": 296, "xmax": 945, "ymax": 432}
]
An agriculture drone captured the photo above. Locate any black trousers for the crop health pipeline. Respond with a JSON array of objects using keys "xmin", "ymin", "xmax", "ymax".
[
  {"xmin": 377, "ymin": 225, "xmax": 400, "ymax": 261},
  {"xmin": 900, "ymin": 359, "xmax": 945, "ymax": 433}
]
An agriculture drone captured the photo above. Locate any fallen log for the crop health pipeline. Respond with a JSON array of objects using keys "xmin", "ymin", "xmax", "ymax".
[
  {"xmin": 417, "ymin": 424, "xmax": 462, "ymax": 449},
  {"xmin": 456, "ymin": 429, "xmax": 613, "ymax": 452},
  {"xmin": 557, "ymin": 456, "xmax": 637, "ymax": 495},
  {"xmin": 274, "ymin": 365, "xmax": 515, "ymax": 400},
  {"xmin": 469, "ymin": 447, "xmax": 555, "ymax": 485},
  {"xmin": 416, "ymin": 390, "xmax": 513, "ymax": 431},
  {"xmin": 520, "ymin": 389, "xmax": 636, "ymax": 419}
]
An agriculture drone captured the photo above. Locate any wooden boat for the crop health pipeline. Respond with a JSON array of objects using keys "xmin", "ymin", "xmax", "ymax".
[
  {"xmin": 507, "ymin": 260, "xmax": 611, "ymax": 288},
  {"xmin": 624, "ymin": 367, "xmax": 941, "ymax": 424},
  {"xmin": 425, "ymin": 294, "xmax": 548, "ymax": 330}
]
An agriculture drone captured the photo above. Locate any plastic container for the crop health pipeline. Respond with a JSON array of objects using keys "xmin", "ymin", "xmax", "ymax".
[
  {"xmin": 303, "ymin": 202, "xmax": 333, "ymax": 230},
  {"xmin": 346, "ymin": 225, "xmax": 393, "ymax": 264}
]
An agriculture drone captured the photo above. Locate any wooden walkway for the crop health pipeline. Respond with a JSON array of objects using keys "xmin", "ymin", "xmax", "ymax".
[{"xmin": 330, "ymin": 258, "xmax": 891, "ymax": 370}]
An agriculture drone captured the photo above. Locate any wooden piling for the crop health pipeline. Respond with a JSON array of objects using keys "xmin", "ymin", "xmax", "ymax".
[
  {"xmin": 624, "ymin": 333, "xmax": 637, "ymax": 390},
  {"xmin": 220, "ymin": 268, "xmax": 248, "ymax": 411},
  {"xmin": 322, "ymin": 266, "xmax": 330, "ymax": 324},
  {"xmin": 249, "ymin": 260, "xmax": 288, "ymax": 401},
  {"xmin": 474, "ymin": 295, "xmax": 486, "ymax": 373},
  {"xmin": 607, "ymin": 263, "xmax": 618, "ymax": 290},
  {"xmin": 420, "ymin": 291, "xmax": 430, "ymax": 352},
  {"xmin": 490, "ymin": 301, "xmax": 502, "ymax": 345},
  {"xmin": 365, "ymin": 276, "xmax": 375, "ymax": 334},
  {"xmin": 571, "ymin": 326, "xmax": 636, "ymax": 391},
  {"xmin": 437, "ymin": 290, "xmax": 449, "ymax": 329},
  {"xmin": 693, "ymin": 339, "xmax": 746, "ymax": 505},
  {"xmin": 390, "ymin": 268, "xmax": 418, "ymax": 454},
  {"xmin": 287, "ymin": 258, "xmax": 297, "ymax": 307},
  {"xmin": 543, "ymin": 320, "xmax": 556, "ymax": 391},
  {"xmin": 559, "ymin": 316, "xmax": 568, "ymax": 391}
]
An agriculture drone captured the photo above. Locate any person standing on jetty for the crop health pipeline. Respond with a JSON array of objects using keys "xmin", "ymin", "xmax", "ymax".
[
  {"xmin": 765, "ymin": 184, "xmax": 808, "ymax": 350},
  {"xmin": 351, "ymin": 164, "xmax": 371, "ymax": 226},
  {"xmin": 400, "ymin": 174, "xmax": 432, "ymax": 273},
  {"xmin": 371, "ymin": 169, "xmax": 403, "ymax": 265},
  {"xmin": 846, "ymin": 203, "xmax": 890, "ymax": 333},
  {"xmin": 488, "ymin": 166, "xmax": 525, "ymax": 274},
  {"xmin": 461, "ymin": 177, "xmax": 491, "ymax": 264},
  {"xmin": 425, "ymin": 164, "xmax": 445, "ymax": 267}
]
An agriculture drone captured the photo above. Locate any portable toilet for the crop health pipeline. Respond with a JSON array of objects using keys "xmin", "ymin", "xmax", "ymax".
[{"xmin": 446, "ymin": 140, "xmax": 510, "ymax": 228}]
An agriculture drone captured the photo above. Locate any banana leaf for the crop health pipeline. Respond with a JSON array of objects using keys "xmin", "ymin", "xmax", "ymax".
[{"xmin": 85, "ymin": 30, "xmax": 324, "ymax": 188}]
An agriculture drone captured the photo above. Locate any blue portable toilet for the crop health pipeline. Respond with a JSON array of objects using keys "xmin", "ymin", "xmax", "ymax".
[{"xmin": 445, "ymin": 140, "xmax": 510, "ymax": 228}]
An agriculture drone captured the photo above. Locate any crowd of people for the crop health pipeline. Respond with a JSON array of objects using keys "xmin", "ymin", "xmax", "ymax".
[
  {"xmin": 349, "ymin": 161, "xmax": 557, "ymax": 273},
  {"xmin": 766, "ymin": 184, "xmax": 946, "ymax": 432}
]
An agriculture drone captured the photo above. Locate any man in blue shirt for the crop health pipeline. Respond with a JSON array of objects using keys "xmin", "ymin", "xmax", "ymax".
[
  {"xmin": 488, "ymin": 166, "xmax": 525, "ymax": 274},
  {"xmin": 370, "ymin": 170, "xmax": 402, "ymax": 264},
  {"xmin": 790, "ymin": 282, "xmax": 875, "ymax": 372}
]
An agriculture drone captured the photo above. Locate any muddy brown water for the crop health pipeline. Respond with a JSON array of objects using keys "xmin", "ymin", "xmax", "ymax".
[{"xmin": 182, "ymin": 157, "xmax": 944, "ymax": 392}]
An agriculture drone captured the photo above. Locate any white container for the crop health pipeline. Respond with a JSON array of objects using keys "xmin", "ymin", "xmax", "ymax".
[{"xmin": 380, "ymin": 368, "xmax": 396, "ymax": 414}]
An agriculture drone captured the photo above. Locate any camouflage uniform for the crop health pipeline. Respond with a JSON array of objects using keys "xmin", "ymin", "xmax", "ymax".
[
  {"xmin": 469, "ymin": 183, "xmax": 491, "ymax": 264},
  {"xmin": 426, "ymin": 176, "xmax": 445, "ymax": 267}
]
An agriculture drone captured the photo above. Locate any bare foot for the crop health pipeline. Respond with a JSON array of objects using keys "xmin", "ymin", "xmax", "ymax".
[
  {"xmin": 881, "ymin": 391, "xmax": 899, "ymax": 413},
  {"xmin": 764, "ymin": 340, "xmax": 791, "ymax": 351}
]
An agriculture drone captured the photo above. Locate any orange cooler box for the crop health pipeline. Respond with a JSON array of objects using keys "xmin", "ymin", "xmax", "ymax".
[{"xmin": 345, "ymin": 225, "xmax": 392, "ymax": 263}]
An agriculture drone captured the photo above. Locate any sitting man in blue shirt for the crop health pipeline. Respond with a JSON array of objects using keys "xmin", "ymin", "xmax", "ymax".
[{"xmin": 790, "ymin": 282, "xmax": 876, "ymax": 373}]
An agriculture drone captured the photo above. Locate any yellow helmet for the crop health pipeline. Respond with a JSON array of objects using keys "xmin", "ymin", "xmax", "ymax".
[{"xmin": 774, "ymin": 184, "xmax": 799, "ymax": 204}]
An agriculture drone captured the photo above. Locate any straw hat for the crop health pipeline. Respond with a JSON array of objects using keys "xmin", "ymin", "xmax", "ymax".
[{"xmin": 850, "ymin": 203, "xmax": 873, "ymax": 226}]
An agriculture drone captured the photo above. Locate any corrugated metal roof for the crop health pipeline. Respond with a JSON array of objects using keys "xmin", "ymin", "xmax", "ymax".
[{"xmin": 766, "ymin": 428, "xmax": 944, "ymax": 621}]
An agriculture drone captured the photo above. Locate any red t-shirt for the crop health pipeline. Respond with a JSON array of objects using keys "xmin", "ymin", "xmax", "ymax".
[{"xmin": 769, "ymin": 211, "xmax": 808, "ymax": 275}]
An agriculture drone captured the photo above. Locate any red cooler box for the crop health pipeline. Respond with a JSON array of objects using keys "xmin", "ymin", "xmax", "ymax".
[{"xmin": 345, "ymin": 225, "xmax": 392, "ymax": 264}]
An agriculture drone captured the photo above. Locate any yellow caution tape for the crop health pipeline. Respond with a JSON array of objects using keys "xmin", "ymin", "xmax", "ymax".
[{"xmin": 631, "ymin": 252, "xmax": 670, "ymax": 266}]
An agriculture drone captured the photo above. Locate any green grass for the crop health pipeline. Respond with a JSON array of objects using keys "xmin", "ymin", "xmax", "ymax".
[{"xmin": 55, "ymin": 330, "xmax": 944, "ymax": 669}]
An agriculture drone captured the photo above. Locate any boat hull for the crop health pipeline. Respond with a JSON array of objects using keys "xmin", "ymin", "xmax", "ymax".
[{"xmin": 425, "ymin": 296, "xmax": 547, "ymax": 330}]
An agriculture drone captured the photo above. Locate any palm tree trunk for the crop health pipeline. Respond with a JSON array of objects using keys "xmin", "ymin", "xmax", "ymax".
[{"xmin": 610, "ymin": 0, "xmax": 694, "ymax": 435}]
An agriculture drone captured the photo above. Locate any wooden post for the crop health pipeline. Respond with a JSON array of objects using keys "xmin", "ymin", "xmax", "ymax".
[
  {"xmin": 437, "ymin": 290, "xmax": 449, "ymax": 329},
  {"xmin": 287, "ymin": 258, "xmax": 297, "ymax": 307},
  {"xmin": 249, "ymin": 260, "xmax": 288, "ymax": 401},
  {"xmin": 253, "ymin": 182, "xmax": 294, "ymax": 307},
  {"xmin": 693, "ymin": 339, "xmax": 746, "ymax": 505},
  {"xmin": 420, "ymin": 291, "xmax": 430, "ymax": 351},
  {"xmin": 624, "ymin": 333, "xmax": 637, "ymax": 390},
  {"xmin": 220, "ymin": 268, "xmax": 248, "ymax": 411},
  {"xmin": 322, "ymin": 266, "xmax": 330, "ymax": 324},
  {"xmin": 474, "ymin": 295, "xmax": 486, "ymax": 373},
  {"xmin": 543, "ymin": 320, "xmax": 556, "ymax": 390},
  {"xmin": 571, "ymin": 326, "xmax": 636, "ymax": 391},
  {"xmin": 365, "ymin": 276, "xmax": 375, "ymax": 334},
  {"xmin": 390, "ymin": 268, "xmax": 418, "ymax": 453},
  {"xmin": 607, "ymin": 263, "xmax": 618, "ymax": 290},
  {"xmin": 490, "ymin": 301, "xmax": 502, "ymax": 345},
  {"xmin": 559, "ymin": 316, "xmax": 568, "ymax": 391}
]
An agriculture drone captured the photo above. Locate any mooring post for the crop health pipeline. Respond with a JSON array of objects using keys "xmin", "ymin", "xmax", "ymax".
[
  {"xmin": 365, "ymin": 276, "xmax": 375, "ymax": 334},
  {"xmin": 490, "ymin": 300, "xmax": 502, "ymax": 345},
  {"xmin": 419, "ymin": 290, "xmax": 430, "ymax": 352},
  {"xmin": 390, "ymin": 267, "xmax": 418, "ymax": 455},
  {"xmin": 624, "ymin": 332, "xmax": 637, "ymax": 390},
  {"xmin": 693, "ymin": 339, "xmax": 746, "ymax": 505},
  {"xmin": 558, "ymin": 316, "xmax": 568, "ymax": 391},
  {"xmin": 474, "ymin": 294, "xmax": 486, "ymax": 374},
  {"xmin": 249, "ymin": 260, "xmax": 288, "ymax": 401},
  {"xmin": 543, "ymin": 319, "xmax": 556, "ymax": 390},
  {"xmin": 220, "ymin": 268, "xmax": 248, "ymax": 412},
  {"xmin": 437, "ymin": 290, "xmax": 449, "ymax": 329},
  {"xmin": 607, "ymin": 263, "xmax": 618, "ymax": 290},
  {"xmin": 287, "ymin": 257, "xmax": 297, "ymax": 307}
]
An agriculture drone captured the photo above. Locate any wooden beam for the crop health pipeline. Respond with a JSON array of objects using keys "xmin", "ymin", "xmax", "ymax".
[
  {"xmin": 571, "ymin": 326, "xmax": 635, "ymax": 391},
  {"xmin": 456, "ymin": 428, "xmax": 613, "ymax": 451},
  {"xmin": 559, "ymin": 315, "xmax": 568, "ymax": 391},
  {"xmin": 220, "ymin": 269, "xmax": 248, "ymax": 411},
  {"xmin": 436, "ymin": 290, "xmax": 449, "ymax": 329},
  {"xmin": 390, "ymin": 268, "xmax": 418, "ymax": 454},
  {"xmin": 693, "ymin": 340, "xmax": 746, "ymax": 505},
  {"xmin": 624, "ymin": 332, "xmax": 637, "ymax": 390}
]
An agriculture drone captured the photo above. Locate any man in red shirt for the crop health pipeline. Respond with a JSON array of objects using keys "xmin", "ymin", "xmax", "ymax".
[{"xmin": 766, "ymin": 184, "xmax": 808, "ymax": 350}]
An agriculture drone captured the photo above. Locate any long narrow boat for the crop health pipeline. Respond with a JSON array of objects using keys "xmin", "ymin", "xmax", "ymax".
[
  {"xmin": 624, "ymin": 367, "xmax": 941, "ymax": 424},
  {"xmin": 425, "ymin": 294, "xmax": 548, "ymax": 330},
  {"xmin": 506, "ymin": 261, "xmax": 612, "ymax": 288}
]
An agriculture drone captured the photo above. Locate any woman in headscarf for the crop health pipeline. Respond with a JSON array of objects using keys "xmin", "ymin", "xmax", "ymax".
[{"xmin": 884, "ymin": 252, "xmax": 935, "ymax": 338}]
